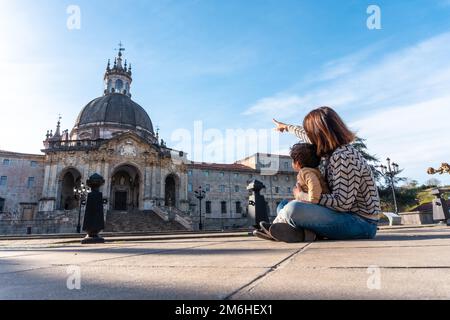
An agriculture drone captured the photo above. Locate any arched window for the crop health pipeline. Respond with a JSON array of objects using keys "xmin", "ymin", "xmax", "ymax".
[
  {"xmin": 115, "ymin": 79, "xmax": 124, "ymax": 92},
  {"xmin": 107, "ymin": 80, "xmax": 112, "ymax": 92}
]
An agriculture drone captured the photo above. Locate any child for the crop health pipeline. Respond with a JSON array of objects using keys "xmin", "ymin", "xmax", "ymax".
[
  {"xmin": 257, "ymin": 143, "xmax": 329, "ymax": 240},
  {"xmin": 289, "ymin": 142, "xmax": 329, "ymax": 204}
]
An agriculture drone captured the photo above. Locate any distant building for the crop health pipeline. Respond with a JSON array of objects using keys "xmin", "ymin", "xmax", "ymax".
[
  {"xmin": 0, "ymin": 48, "xmax": 296, "ymax": 235},
  {"xmin": 186, "ymin": 154, "xmax": 297, "ymax": 229}
]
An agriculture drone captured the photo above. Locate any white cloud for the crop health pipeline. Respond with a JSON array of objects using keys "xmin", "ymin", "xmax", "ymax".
[
  {"xmin": 351, "ymin": 96, "xmax": 450, "ymax": 185},
  {"xmin": 244, "ymin": 31, "xmax": 450, "ymax": 184}
]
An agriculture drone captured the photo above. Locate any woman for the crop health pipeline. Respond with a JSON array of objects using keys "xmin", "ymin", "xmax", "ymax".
[{"xmin": 269, "ymin": 106, "xmax": 380, "ymax": 242}]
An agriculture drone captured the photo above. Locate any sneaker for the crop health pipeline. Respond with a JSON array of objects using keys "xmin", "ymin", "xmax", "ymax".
[
  {"xmin": 269, "ymin": 223, "xmax": 306, "ymax": 243},
  {"xmin": 259, "ymin": 221, "xmax": 272, "ymax": 235},
  {"xmin": 253, "ymin": 230, "xmax": 277, "ymax": 241}
]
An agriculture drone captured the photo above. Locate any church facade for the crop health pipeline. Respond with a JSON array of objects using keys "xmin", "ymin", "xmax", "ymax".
[{"xmin": 0, "ymin": 49, "xmax": 297, "ymax": 235}]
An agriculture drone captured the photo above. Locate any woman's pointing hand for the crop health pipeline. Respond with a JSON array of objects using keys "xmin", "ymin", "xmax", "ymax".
[{"xmin": 273, "ymin": 119, "xmax": 288, "ymax": 133}]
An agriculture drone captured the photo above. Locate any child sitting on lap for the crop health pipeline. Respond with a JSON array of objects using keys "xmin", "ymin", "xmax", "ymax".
[{"xmin": 273, "ymin": 142, "xmax": 330, "ymax": 224}]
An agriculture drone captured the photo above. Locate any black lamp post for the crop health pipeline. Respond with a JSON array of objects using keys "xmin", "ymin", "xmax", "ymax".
[
  {"xmin": 73, "ymin": 182, "xmax": 90, "ymax": 233},
  {"xmin": 194, "ymin": 186, "xmax": 206, "ymax": 231},
  {"xmin": 376, "ymin": 158, "xmax": 400, "ymax": 214}
]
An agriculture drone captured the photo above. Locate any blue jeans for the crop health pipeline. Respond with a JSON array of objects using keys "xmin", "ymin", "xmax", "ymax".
[{"xmin": 276, "ymin": 200, "xmax": 378, "ymax": 240}]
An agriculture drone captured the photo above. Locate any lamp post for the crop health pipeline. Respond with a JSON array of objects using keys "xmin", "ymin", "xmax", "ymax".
[
  {"xmin": 376, "ymin": 158, "xmax": 400, "ymax": 214},
  {"xmin": 73, "ymin": 182, "xmax": 91, "ymax": 233},
  {"xmin": 194, "ymin": 186, "xmax": 206, "ymax": 231}
]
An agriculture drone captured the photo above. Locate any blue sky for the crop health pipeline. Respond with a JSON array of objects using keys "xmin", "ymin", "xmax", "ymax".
[{"xmin": 0, "ymin": 0, "xmax": 449, "ymax": 185}]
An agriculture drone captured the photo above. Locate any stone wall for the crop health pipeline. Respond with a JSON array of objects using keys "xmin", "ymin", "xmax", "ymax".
[
  {"xmin": 0, "ymin": 209, "xmax": 83, "ymax": 235},
  {"xmin": 0, "ymin": 151, "xmax": 45, "ymax": 219}
]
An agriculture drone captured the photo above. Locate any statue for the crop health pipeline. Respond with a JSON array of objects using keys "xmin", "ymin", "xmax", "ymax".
[
  {"xmin": 427, "ymin": 163, "xmax": 450, "ymax": 175},
  {"xmin": 427, "ymin": 163, "xmax": 450, "ymax": 226},
  {"xmin": 81, "ymin": 173, "xmax": 106, "ymax": 244}
]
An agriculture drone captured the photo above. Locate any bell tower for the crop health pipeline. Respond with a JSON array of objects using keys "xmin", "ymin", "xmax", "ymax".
[{"xmin": 104, "ymin": 42, "xmax": 133, "ymax": 97}]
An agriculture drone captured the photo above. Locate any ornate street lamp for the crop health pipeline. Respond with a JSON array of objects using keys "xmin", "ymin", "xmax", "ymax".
[
  {"xmin": 194, "ymin": 186, "xmax": 206, "ymax": 231},
  {"xmin": 73, "ymin": 182, "xmax": 91, "ymax": 233},
  {"xmin": 376, "ymin": 158, "xmax": 400, "ymax": 214}
]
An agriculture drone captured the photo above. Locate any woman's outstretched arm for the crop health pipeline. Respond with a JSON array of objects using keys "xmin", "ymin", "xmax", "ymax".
[{"xmin": 273, "ymin": 119, "xmax": 311, "ymax": 143}]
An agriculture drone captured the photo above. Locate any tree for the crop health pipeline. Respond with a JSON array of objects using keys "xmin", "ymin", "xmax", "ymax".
[
  {"xmin": 425, "ymin": 178, "xmax": 441, "ymax": 187},
  {"xmin": 351, "ymin": 137, "xmax": 381, "ymax": 180},
  {"xmin": 404, "ymin": 179, "xmax": 419, "ymax": 189},
  {"xmin": 352, "ymin": 137, "xmax": 379, "ymax": 162}
]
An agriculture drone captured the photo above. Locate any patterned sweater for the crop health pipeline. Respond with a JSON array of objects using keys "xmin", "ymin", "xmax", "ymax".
[{"xmin": 287, "ymin": 125, "xmax": 381, "ymax": 221}]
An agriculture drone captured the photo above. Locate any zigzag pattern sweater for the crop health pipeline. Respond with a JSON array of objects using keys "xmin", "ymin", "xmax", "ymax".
[{"xmin": 287, "ymin": 125, "xmax": 381, "ymax": 221}]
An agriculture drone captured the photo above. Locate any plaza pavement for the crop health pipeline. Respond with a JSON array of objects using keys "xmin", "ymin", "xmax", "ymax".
[{"xmin": 0, "ymin": 225, "xmax": 450, "ymax": 300}]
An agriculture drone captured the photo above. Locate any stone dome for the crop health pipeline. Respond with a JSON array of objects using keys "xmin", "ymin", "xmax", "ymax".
[{"xmin": 75, "ymin": 93, "xmax": 154, "ymax": 134}]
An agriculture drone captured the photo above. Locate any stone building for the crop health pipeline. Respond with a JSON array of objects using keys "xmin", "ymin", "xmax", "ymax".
[
  {"xmin": 0, "ymin": 48, "xmax": 298, "ymax": 235},
  {"xmin": 186, "ymin": 154, "xmax": 297, "ymax": 229}
]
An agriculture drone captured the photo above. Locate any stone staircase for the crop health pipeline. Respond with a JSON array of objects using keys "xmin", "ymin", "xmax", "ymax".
[{"xmin": 104, "ymin": 210, "xmax": 187, "ymax": 233}]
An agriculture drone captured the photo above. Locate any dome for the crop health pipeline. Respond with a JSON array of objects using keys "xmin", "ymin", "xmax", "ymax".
[{"xmin": 75, "ymin": 93, "xmax": 154, "ymax": 134}]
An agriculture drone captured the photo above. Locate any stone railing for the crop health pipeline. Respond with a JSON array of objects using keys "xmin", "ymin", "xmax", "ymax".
[
  {"xmin": 44, "ymin": 139, "xmax": 106, "ymax": 152},
  {"xmin": 152, "ymin": 206, "xmax": 170, "ymax": 222},
  {"xmin": 157, "ymin": 206, "xmax": 193, "ymax": 230}
]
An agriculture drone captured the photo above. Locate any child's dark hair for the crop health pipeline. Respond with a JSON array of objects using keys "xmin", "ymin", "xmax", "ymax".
[{"xmin": 290, "ymin": 143, "xmax": 321, "ymax": 168}]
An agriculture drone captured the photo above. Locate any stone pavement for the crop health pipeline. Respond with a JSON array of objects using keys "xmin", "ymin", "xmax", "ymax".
[{"xmin": 0, "ymin": 225, "xmax": 450, "ymax": 300}]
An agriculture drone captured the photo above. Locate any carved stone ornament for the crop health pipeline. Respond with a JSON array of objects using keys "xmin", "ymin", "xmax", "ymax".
[{"xmin": 119, "ymin": 141, "xmax": 137, "ymax": 157}]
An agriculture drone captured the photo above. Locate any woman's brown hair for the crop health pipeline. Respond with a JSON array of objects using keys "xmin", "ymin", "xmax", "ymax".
[{"xmin": 303, "ymin": 106, "xmax": 355, "ymax": 157}]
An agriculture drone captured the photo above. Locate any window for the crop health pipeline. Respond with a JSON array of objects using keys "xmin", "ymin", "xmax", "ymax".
[
  {"xmin": 206, "ymin": 201, "xmax": 211, "ymax": 214},
  {"xmin": 221, "ymin": 201, "xmax": 227, "ymax": 214},
  {"xmin": 234, "ymin": 173, "xmax": 239, "ymax": 179},
  {"xmin": 234, "ymin": 185, "xmax": 239, "ymax": 192},
  {"xmin": 0, "ymin": 198, "xmax": 4, "ymax": 212},
  {"xmin": 2, "ymin": 159, "xmax": 10, "ymax": 166},
  {"xmin": 188, "ymin": 183, "xmax": 193, "ymax": 192},
  {"xmin": 287, "ymin": 187, "xmax": 292, "ymax": 194},
  {"xmin": 248, "ymin": 174, "xmax": 253, "ymax": 179},
  {"xmin": 235, "ymin": 201, "xmax": 242, "ymax": 214},
  {"xmin": 30, "ymin": 161, "xmax": 38, "ymax": 167},
  {"xmin": 219, "ymin": 185, "xmax": 225, "ymax": 192},
  {"xmin": 0, "ymin": 176, "xmax": 7, "ymax": 187},
  {"xmin": 273, "ymin": 176, "xmax": 278, "ymax": 181},
  {"xmin": 27, "ymin": 177, "xmax": 35, "ymax": 188},
  {"xmin": 219, "ymin": 172, "xmax": 225, "ymax": 177},
  {"xmin": 115, "ymin": 79, "xmax": 124, "ymax": 91},
  {"xmin": 188, "ymin": 170, "xmax": 193, "ymax": 176},
  {"xmin": 275, "ymin": 186, "xmax": 280, "ymax": 194},
  {"xmin": 284, "ymin": 162, "xmax": 289, "ymax": 170},
  {"xmin": 204, "ymin": 171, "xmax": 209, "ymax": 177},
  {"xmin": 205, "ymin": 184, "xmax": 211, "ymax": 192},
  {"xmin": 286, "ymin": 176, "xmax": 290, "ymax": 182}
]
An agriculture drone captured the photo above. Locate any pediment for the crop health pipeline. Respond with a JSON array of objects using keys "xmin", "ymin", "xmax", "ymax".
[{"xmin": 100, "ymin": 131, "xmax": 160, "ymax": 158}]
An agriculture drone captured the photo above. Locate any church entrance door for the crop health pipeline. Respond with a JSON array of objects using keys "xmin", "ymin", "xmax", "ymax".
[
  {"xmin": 165, "ymin": 175, "xmax": 176, "ymax": 207},
  {"xmin": 110, "ymin": 164, "xmax": 141, "ymax": 212},
  {"xmin": 114, "ymin": 192, "xmax": 127, "ymax": 211}
]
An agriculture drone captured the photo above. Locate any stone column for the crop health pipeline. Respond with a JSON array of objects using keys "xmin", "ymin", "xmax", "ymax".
[
  {"xmin": 47, "ymin": 164, "xmax": 59, "ymax": 212},
  {"xmin": 38, "ymin": 164, "xmax": 55, "ymax": 212},
  {"xmin": 178, "ymin": 171, "xmax": 189, "ymax": 212},
  {"xmin": 143, "ymin": 166, "xmax": 153, "ymax": 210},
  {"xmin": 102, "ymin": 162, "xmax": 110, "ymax": 210}
]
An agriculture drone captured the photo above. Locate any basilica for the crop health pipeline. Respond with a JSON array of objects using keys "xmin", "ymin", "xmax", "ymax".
[{"xmin": 0, "ymin": 48, "xmax": 297, "ymax": 235}]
